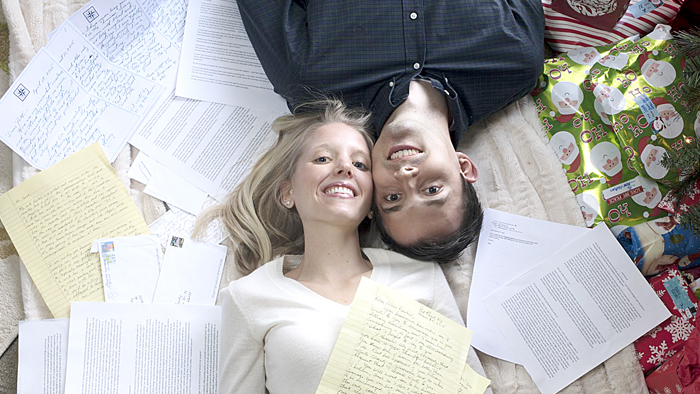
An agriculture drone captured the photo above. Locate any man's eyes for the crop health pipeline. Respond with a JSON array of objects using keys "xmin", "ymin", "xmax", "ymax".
[
  {"xmin": 384, "ymin": 194, "xmax": 400, "ymax": 202},
  {"xmin": 426, "ymin": 186, "xmax": 441, "ymax": 195},
  {"xmin": 383, "ymin": 186, "xmax": 440, "ymax": 202}
]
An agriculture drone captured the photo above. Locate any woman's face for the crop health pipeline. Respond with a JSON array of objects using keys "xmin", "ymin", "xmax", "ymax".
[{"xmin": 284, "ymin": 122, "xmax": 373, "ymax": 230}]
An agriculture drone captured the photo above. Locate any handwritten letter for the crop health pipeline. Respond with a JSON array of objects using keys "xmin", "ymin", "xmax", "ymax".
[
  {"xmin": 0, "ymin": 144, "xmax": 150, "ymax": 318},
  {"xmin": 70, "ymin": 0, "xmax": 180, "ymax": 85},
  {"xmin": 136, "ymin": 0, "xmax": 188, "ymax": 42},
  {"xmin": 0, "ymin": 50, "xmax": 140, "ymax": 169},
  {"xmin": 315, "ymin": 277, "xmax": 473, "ymax": 394},
  {"xmin": 46, "ymin": 24, "xmax": 163, "ymax": 116}
]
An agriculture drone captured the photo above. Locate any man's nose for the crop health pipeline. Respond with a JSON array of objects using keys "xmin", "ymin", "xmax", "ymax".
[{"xmin": 395, "ymin": 165, "xmax": 419, "ymax": 179}]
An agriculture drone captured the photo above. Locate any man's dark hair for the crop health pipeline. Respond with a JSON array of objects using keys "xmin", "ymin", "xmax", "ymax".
[{"xmin": 375, "ymin": 179, "xmax": 483, "ymax": 263}]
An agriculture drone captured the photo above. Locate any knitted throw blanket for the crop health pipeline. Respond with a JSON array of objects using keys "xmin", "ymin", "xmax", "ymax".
[{"xmin": 0, "ymin": 1, "xmax": 648, "ymax": 393}]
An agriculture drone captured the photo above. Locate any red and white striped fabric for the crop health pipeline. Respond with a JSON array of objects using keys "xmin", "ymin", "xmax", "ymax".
[{"xmin": 543, "ymin": 0, "xmax": 682, "ymax": 53}]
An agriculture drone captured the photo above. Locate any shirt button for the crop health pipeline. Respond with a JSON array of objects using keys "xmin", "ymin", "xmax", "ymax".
[
  {"xmin": 389, "ymin": 81, "xmax": 394, "ymax": 87},
  {"xmin": 410, "ymin": 12, "xmax": 418, "ymax": 20},
  {"xmin": 413, "ymin": 62, "xmax": 420, "ymax": 70}
]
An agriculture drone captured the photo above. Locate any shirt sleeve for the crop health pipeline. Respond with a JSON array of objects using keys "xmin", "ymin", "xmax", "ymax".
[
  {"xmin": 235, "ymin": 0, "xmax": 305, "ymax": 105},
  {"xmin": 430, "ymin": 264, "xmax": 493, "ymax": 394},
  {"xmin": 218, "ymin": 286, "xmax": 266, "ymax": 394}
]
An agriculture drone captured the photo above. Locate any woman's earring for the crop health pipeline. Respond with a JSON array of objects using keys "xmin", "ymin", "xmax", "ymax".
[
  {"xmin": 367, "ymin": 211, "xmax": 374, "ymax": 220},
  {"xmin": 283, "ymin": 200, "xmax": 293, "ymax": 208}
]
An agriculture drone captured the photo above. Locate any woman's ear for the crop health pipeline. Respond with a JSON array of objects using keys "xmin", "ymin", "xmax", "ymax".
[
  {"xmin": 280, "ymin": 182, "xmax": 295, "ymax": 208},
  {"xmin": 456, "ymin": 152, "xmax": 478, "ymax": 183}
]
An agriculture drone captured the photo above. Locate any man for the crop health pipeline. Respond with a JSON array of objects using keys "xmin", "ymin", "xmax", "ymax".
[{"xmin": 237, "ymin": 0, "xmax": 545, "ymax": 261}]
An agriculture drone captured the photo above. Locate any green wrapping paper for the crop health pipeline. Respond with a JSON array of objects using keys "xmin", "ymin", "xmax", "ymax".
[{"xmin": 534, "ymin": 24, "xmax": 697, "ymax": 229}]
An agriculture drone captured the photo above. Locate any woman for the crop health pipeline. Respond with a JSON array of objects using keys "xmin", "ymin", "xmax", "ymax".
[{"xmin": 199, "ymin": 99, "xmax": 487, "ymax": 394}]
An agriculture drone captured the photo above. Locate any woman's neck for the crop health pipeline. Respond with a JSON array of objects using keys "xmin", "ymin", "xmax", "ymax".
[{"xmin": 285, "ymin": 226, "xmax": 372, "ymax": 304}]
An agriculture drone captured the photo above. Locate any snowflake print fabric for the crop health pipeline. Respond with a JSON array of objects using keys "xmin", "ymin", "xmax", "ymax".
[{"xmin": 635, "ymin": 268, "xmax": 698, "ymax": 372}]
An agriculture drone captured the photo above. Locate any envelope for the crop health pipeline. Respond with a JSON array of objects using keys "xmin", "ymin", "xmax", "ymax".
[
  {"xmin": 91, "ymin": 234, "xmax": 162, "ymax": 303},
  {"xmin": 152, "ymin": 236, "xmax": 227, "ymax": 305},
  {"xmin": 128, "ymin": 152, "xmax": 208, "ymax": 215}
]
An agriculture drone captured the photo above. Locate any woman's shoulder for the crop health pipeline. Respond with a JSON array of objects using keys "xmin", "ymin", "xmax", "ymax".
[{"xmin": 220, "ymin": 256, "xmax": 285, "ymax": 298}]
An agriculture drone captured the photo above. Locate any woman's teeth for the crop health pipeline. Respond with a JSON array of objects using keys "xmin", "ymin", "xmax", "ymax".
[{"xmin": 325, "ymin": 186, "xmax": 354, "ymax": 196}]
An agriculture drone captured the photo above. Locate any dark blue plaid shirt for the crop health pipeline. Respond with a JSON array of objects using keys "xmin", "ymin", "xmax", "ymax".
[{"xmin": 237, "ymin": 0, "xmax": 545, "ymax": 146}]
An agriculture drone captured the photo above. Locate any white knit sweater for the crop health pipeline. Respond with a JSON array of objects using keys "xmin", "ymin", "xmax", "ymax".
[{"xmin": 218, "ymin": 247, "xmax": 490, "ymax": 394}]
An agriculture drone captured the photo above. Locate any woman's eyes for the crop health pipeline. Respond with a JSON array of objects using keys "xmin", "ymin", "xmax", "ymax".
[
  {"xmin": 313, "ymin": 157, "xmax": 368, "ymax": 169},
  {"xmin": 353, "ymin": 161, "xmax": 369, "ymax": 170}
]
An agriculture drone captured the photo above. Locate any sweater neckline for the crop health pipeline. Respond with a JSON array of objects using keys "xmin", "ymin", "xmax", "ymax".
[{"xmin": 269, "ymin": 248, "xmax": 389, "ymax": 310}]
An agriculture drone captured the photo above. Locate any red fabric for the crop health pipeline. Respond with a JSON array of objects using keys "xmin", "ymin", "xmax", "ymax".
[
  {"xmin": 635, "ymin": 268, "xmax": 698, "ymax": 372},
  {"xmin": 646, "ymin": 316, "xmax": 700, "ymax": 393},
  {"xmin": 551, "ymin": 0, "xmax": 630, "ymax": 31},
  {"xmin": 659, "ymin": 179, "xmax": 700, "ymax": 216},
  {"xmin": 671, "ymin": 0, "xmax": 700, "ymax": 31},
  {"xmin": 678, "ymin": 316, "xmax": 700, "ymax": 392},
  {"xmin": 646, "ymin": 351, "xmax": 684, "ymax": 394},
  {"xmin": 543, "ymin": 0, "xmax": 681, "ymax": 53}
]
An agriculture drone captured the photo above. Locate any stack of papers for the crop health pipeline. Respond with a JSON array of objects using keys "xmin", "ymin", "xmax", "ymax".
[
  {"xmin": 18, "ymin": 303, "xmax": 222, "ymax": 394},
  {"xmin": 468, "ymin": 209, "xmax": 670, "ymax": 394},
  {"xmin": 3, "ymin": 0, "xmax": 287, "ymax": 393}
]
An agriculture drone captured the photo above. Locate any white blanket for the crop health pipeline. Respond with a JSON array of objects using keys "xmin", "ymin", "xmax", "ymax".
[{"xmin": 0, "ymin": 1, "xmax": 648, "ymax": 392}]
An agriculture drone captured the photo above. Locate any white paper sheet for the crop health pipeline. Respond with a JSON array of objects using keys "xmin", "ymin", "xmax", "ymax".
[
  {"xmin": 91, "ymin": 234, "xmax": 162, "ymax": 303},
  {"xmin": 483, "ymin": 224, "xmax": 670, "ymax": 394},
  {"xmin": 128, "ymin": 152, "xmax": 209, "ymax": 215},
  {"xmin": 148, "ymin": 204, "xmax": 229, "ymax": 247},
  {"xmin": 65, "ymin": 302, "xmax": 221, "ymax": 394},
  {"xmin": 468, "ymin": 209, "xmax": 589, "ymax": 363},
  {"xmin": 17, "ymin": 319, "xmax": 70, "ymax": 394},
  {"xmin": 67, "ymin": 0, "xmax": 181, "ymax": 87},
  {"xmin": 130, "ymin": 91, "xmax": 283, "ymax": 199},
  {"xmin": 175, "ymin": 0, "xmax": 288, "ymax": 113},
  {"xmin": 133, "ymin": 0, "xmax": 188, "ymax": 43},
  {"xmin": 0, "ymin": 49, "xmax": 142, "ymax": 170},
  {"xmin": 0, "ymin": 0, "xmax": 184, "ymax": 170},
  {"xmin": 152, "ymin": 236, "xmax": 227, "ymax": 305},
  {"xmin": 45, "ymin": 23, "xmax": 165, "ymax": 117}
]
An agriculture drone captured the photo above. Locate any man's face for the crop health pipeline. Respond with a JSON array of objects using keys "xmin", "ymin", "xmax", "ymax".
[{"xmin": 372, "ymin": 118, "xmax": 477, "ymax": 246}]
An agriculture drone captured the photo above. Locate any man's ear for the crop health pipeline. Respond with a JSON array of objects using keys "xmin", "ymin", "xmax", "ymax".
[
  {"xmin": 456, "ymin": 152, "xmax": 478, "ymax": 183},
  {"xmin": 280, "ymin": 181, "xmax": 295, "ymax": 208}
]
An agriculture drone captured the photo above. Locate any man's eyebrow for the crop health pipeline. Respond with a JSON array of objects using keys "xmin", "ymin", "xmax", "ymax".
[
  {"xmin": 380, "ymin": 197, "xmax": 448, "ymax": 214},
  {"xmin": 380, "ymin": 205, "xmax": 402, "ymax": 214},
  {"xmin": 424, "ymin": 197, "xmax": 448, "ymax": 207}
]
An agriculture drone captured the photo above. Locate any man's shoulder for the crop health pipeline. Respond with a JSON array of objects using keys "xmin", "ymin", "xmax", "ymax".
[{"xmin": 364, "ymin": 248, "xmax": 438, "ymax": 274}]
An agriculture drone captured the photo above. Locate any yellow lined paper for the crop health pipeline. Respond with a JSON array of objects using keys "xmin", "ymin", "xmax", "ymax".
[
  {"xmin": 0, "ymin": 143, "xmax": 149, "ymax": 318},
  {"xmin": 459, "ymin": 363, "xmax": 491, "ymax": 394},
  {"xmin": 316, "ymin": 277, "xmax": 488, "ymax": 394}
]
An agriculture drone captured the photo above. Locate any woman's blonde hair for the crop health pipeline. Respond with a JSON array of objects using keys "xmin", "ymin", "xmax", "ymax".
[{"xmin": 195, "ymin": 98, "xmax": 373, "ymax": 275}]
